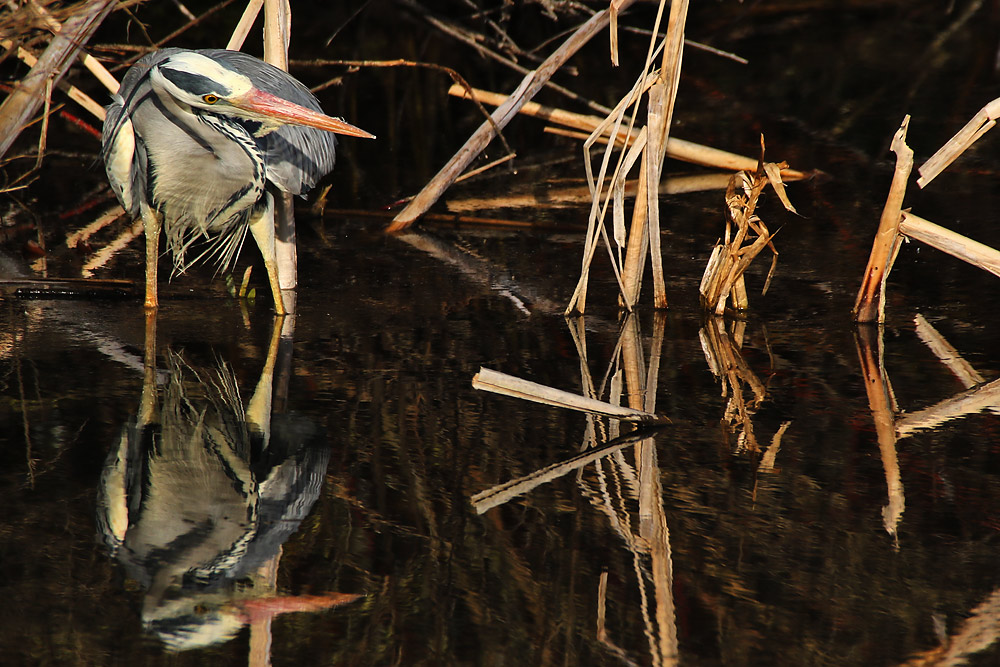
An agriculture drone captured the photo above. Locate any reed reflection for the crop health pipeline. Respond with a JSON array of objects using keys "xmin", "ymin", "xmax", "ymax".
[
  {"xmin": 96, "ymin": 315, "xmax": 353, "ymax": 653},
  {"xmin": 473, "ymin": 313, "xmax": 677, "ymax": 666},
  {"xmin": 857, "ymin": 314, "xmax": 1000, "ymax": 544}
]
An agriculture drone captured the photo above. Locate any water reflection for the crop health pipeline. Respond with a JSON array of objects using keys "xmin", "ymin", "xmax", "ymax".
[
  {"xmin": 474, "ymin": 313, "xmax": 679, "ymax": 665},
  {"xmin": 95, "ymin": 315, "xmax": 353, "ymax": 653}
]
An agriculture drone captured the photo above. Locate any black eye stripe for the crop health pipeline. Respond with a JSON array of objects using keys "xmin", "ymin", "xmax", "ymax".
[{"xmin": 158, "ymin": 68, "xmax": 230, "ymax": 98}]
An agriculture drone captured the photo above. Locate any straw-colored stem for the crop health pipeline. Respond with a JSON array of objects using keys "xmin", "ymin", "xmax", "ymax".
[
  {"xmin": 899, "ymin": 212, "xmax": 1000, "ymax": 279},
  {"xmin": 448, "ymin": 84, "xmax": 807, "ymax": 179},
  {"xmin": 471, "ymin": 367, "xmax": 664, "ymax": 423},
  {"xmin": 853, "ymin": 116, "xmax": 912, "ymax": 323},
  {"xmin": 1, "ymin": 39, "xmax": 107, "ymax": 120}
]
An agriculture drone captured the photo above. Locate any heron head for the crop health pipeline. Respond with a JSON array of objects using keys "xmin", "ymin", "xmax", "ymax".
[{"xmin": 151, "ymin": 51, "xmax": 374, "ymax": 139}]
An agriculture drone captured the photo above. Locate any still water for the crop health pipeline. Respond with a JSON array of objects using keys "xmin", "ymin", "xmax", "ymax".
[
  {"xmin": 3, "ymin": 2, "xmax": 1000, "ymax": 665},
  {"xmin": 1, "ymin": 207, "xmax": 999, "ymax": 665}
]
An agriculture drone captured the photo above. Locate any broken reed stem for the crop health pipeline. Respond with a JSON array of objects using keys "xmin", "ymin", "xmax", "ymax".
[
  {"xmin": 853, "ymin": 116, "xmax": 912, "ymax": 323},
  {"xmin": 699, "ymin": 145, "xmax": 790, "ymax": 316},
  {"xmin": 388, "ymin": 0, "xmax": 639, "ymax": 232},
  {"xmin": 917, "ymin": 97, "xmax": 1000, "ymax": 188},
  {"xmin": 898, "ymin": 212, "xmax": 1000, "ymax": 279},
  {"xmin": 472, "ymin": 367, "xmax": 666, "ymax": 423}
]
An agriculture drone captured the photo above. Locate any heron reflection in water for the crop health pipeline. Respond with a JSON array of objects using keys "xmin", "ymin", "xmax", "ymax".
[
  {"xmin": 96, "ymin": 323, "xmax": 354, "ymax": 651},
  {"xmin": 102, "ymin": 49, "xmax": 375, "ymax": 313}
]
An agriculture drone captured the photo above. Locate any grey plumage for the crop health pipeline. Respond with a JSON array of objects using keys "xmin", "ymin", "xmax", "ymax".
[{"xmin": 101, "ymin": 49, "xmax": 372, "ymax": 307}]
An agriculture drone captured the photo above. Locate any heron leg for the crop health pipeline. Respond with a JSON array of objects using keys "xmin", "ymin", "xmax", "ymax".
[
  {"xmin": 248, "ymin": 194, "xmax": 288, "ymax": 316},
  {"xmin": 140, "ymin": 203, "xmax": 162, "ymax": 310}
]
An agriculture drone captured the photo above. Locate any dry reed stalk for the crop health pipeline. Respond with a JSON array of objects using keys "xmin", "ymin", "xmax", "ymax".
[
  {"xmin": 0, "ymin": 0, "xmax": 116, "ymax": 160},
  {"xmin": 226, "ymin": 0, "xmax": 264, "ymax": 50},
  {"xmin": 641, "ymin": 0, "xmax": 689, "ymax": 312},
  {"xmin": 699, "ymin": 141, "xmax": 792, "ymax": 315},
  {"xmin": 388, "ymin": 0, "xmax": 639, "ymax": 232},
  {"xmin": 568, "ymin": 0, "xmax": 687, "ymax": 315},
  {"xmin": 561, "ymin": 0, "xmax": 695, "ymax": 315},
  {"xmin": 442, "ymin": 172, "xmax": 737, "ymax": 213},
  {"xmin": 259, "ymin": 0, "xmax": 297, "ymax": 313},
  {"xmin": 853, "ymin": 116, "xmax": 912, "ymax": 323},
  {"xmin": 448, "ymin": 85, "xmax": 810, "ymax": 177},
  {"xmin": 565, "ymin": 71, "xmax": 660, "ymax": 314},
  {"xmin": 898, "ymin": 212, "xmax": 1000, "ymax": 278},
  {"xmin": 854, "ymin": 326, "xmax": 904, "ymax": 540},
  {"xmin": 613, "ymin": 0, "xmax": 675, "ymax": 313},
  {"xmin": 917, "ymin": 97, "xmax": 1000, "ymax": 188},
  {"xmin": 18, "ymin": 0, "xmax": 120, "ymax": 94},
  {"xmin": 471, "ymin": 367, "xmax": 665, "ymax": 423}
]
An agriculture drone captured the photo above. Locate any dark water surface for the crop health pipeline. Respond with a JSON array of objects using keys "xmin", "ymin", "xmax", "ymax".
[{"xmin": 3, "ymin": 2, "xmax": 1000, "ymax": 665}]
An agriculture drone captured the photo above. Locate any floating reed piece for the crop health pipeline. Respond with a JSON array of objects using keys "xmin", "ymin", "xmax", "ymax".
[
  {"xmin": 471, "ymin": 367, "xmax": 667, "ymax": 424},
  {"xmin": 699, "ymin": 138, "xmax": 796, "ymax": 315}
]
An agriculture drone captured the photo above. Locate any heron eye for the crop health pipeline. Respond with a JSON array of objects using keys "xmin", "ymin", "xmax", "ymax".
[{"xmin": 203, "ymin": 94, "xmax": 219, "ymax": 104}]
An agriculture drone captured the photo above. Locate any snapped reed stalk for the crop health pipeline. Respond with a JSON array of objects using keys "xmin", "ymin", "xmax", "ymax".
[
  {"xmin": 471, "ymin": 367, "xmax": 666, "ymax": 423},
  {"xmin": 853, "ymin": 116, "xmax": 912, "ymax": 323}
]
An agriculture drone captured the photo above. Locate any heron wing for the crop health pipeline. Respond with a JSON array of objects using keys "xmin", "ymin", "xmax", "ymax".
[
  {"xmin": 197, "ymin": 49, "xmax": 338, "ymax": 196},
  {"xmin": 102, "ymin": 49, "xmax": 183, "ymax": 216}
]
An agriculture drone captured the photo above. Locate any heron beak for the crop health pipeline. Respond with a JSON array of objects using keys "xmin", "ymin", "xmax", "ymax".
[{"xmin": 234, "ymin": 87, "xmax": 375, "ymax": 139}]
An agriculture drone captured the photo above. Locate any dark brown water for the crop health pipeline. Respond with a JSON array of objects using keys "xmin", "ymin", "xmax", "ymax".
[{"xmin": 2, "ymin": 2, "xmax": 1000, "ymax": 665}]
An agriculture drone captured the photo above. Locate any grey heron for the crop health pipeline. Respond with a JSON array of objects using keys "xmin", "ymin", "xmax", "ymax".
[{"xmin": 102, "ymin": 48, "xmax": 374, "ymax": 314}]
